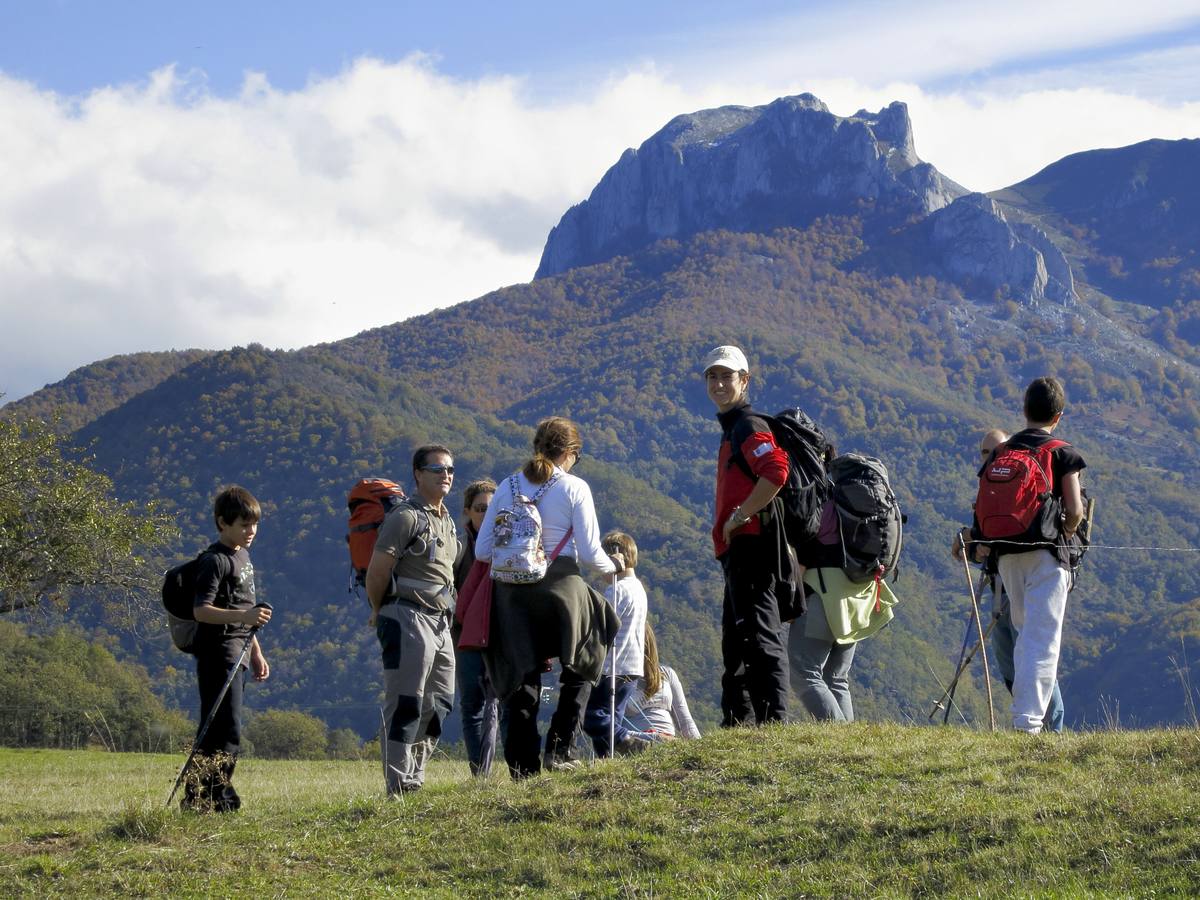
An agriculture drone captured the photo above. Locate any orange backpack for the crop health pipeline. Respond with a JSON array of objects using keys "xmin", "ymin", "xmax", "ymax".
[{"xmin": 346, "ymin": 478, "xmax": 407, "ymax": 587}]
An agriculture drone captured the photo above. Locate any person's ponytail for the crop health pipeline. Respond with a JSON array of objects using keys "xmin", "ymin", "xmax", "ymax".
[
  {"xmin": 521, "ymin": 416, "xmax": 582, "ymax": 485},
  {"xmin": 523, "ymin": 454, "xmax": 555, "ymax": 484}
]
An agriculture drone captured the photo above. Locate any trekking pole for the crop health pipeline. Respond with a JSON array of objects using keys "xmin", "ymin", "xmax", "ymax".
[
  {"xmin": 609, "ymin": 570, "xmax": 618, "ymax": 759},
  {"xmin": 956, "ymin": 534, "xmax": 995, "ymax": 731},
  {"xmin": 929, "ymin": 597, "xmax": 1005, "ymax": 722},
  {"xmin": 166, "ymin": 604, "xmax": 271, "ymax": 808},
  {"xmin": 940, "ymin": 568, "xmax": 988, "ymax": 724}
]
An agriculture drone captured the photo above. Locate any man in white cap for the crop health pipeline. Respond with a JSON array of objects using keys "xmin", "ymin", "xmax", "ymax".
[{"xmin": 703, "ymin": 345, "xmax": 791, "ymax": 725}]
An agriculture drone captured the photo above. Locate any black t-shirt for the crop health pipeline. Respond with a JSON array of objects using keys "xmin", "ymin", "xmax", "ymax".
[
  {"xmin": 990, "ymin": 428, "xmax": 1087, "ymax": 494},
  {"xmin": 194, "ymin": 542, "xmax": 257, "ymax": 654},
  {"xmin": 976, "ymin": 428, "xmax": 1087, "ymax": 560}
]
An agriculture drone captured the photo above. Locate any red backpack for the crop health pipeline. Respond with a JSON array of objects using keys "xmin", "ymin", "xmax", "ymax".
[
  {"xmin": 975, "ymin": 439, "xmax": 1066, "ymax": 544},
  {"xmin": 346, "ymin": 478, "xmax": 407, "ymax": 587}
]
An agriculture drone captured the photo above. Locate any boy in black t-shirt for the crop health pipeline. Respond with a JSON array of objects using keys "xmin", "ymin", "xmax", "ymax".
[
  {"xmin": 183, "ymin": 485, "xmax": 272, "ymax": 812},
  {"xmin": 974, "ymin": 378, "xmax": 1085, "ymax": 734}
]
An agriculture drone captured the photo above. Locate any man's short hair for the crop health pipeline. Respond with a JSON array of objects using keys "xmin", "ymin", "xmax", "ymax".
[
  {"xmin": 412, "ymin": 444, "xmax": 453, "ymax": 477},
  {"xmin": 1024, "ymin": 377, "xmax": 1066, "ymax": 424},
  {"xmin": 214, "ymin": 485, "xmax": 261, "ymax": 528},
  {"xmin": 602, "ymin": 530, "xmax": 638, "ymax": 570}
]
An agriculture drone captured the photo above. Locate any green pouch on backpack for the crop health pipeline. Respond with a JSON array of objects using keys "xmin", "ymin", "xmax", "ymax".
[{"xmin": 803, "ymin": 567, "xmax": 898, "ymax": 644}]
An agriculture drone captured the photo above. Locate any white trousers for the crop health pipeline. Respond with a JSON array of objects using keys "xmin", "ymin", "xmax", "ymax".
[{"xmin": 997, "ymin": 549, "xmax": 1070, "ymax": 734}]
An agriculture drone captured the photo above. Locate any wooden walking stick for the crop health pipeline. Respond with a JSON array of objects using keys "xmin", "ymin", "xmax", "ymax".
[
  {"xmin": 957, "ymin": 532, "xmax": 996, "ymax": 732},
  {"xmin": 929, "ymin": 587, "xmax": 1006, "ymax": 722}
]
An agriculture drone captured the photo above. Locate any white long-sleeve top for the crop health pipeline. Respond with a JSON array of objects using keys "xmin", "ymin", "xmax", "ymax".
[
  {"xmin": 475, "ymin": 467, "xmax": 616, "ymax": 575},
  {"xmin": 631, "ymin": 665, "xmax": 701, "ymax": 739},
  {"xmin": 602, "ymin": 575, "xmax": 647, "ymax": 676}
]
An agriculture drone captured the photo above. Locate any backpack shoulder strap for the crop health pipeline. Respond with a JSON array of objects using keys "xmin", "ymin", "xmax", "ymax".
[
  {"xmin": 530, "ymin": 471, "xmax": 562, "ymax": 503},
  {"xmin": 199, "ymin": 549, "xmax": 235, "ymax": 605},
  {"xmin": 387, "ymin": 499, "xmax": 435, "ymax": 555},
  {"xmin": 727, "ymin": 411, "xmax": 772, "ymax": 480}
]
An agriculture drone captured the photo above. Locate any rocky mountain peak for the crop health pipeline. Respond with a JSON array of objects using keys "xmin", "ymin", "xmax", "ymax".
[
  {"xmin": 925, "ymin": 193, "xmax": 1076, "ymax": 305},
  {"xmin": 535, "ymin": 93, "xmax": 967, "ymax": 278}
]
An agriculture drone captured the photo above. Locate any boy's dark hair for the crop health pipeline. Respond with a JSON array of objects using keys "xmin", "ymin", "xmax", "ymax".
[
  {"xmin": 214, "ymin": 485, "xmax": 261, "ymax": 528},
  {"xmin": 412, "ymin": 444, "xmax": 453, "ymax": 477},
  {"xmin": 1024, "ymin": 377, "xmax": 1066, "ymax": 424}
]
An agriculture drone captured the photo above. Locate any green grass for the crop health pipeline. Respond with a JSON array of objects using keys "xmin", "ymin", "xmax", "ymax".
[{"xmin": 3, "ymin": 724, "xmax": 1200, "ymax": 897}]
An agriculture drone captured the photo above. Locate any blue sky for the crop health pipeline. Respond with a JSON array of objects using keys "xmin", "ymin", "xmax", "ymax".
[{"xmin": 3, "ymin": 1, "xmax": 1200, "ymax": 401}]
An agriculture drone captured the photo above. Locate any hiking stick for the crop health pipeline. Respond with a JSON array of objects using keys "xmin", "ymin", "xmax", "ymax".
[
  {"xmin": 941, "ymin": 569, "xmax": 988, "ymax": 724},
  {"xmin": 166, "ymin": 610, "xmax": 268, "ymax": 809},
  {"xmin": 380, "ymin": 706, "xmax": 388, "ymax": 785},
  {"xmin": 609, "ymin": 570, "xmax": 618, "ymax": 758},
  {"xmin": 926, "ymin": 662, "xmax": 969, "ymax": 725},
  {"xmin": 957, "ymin": 534, "xmax": 995, "ymax": 731},
  {"xmin": 928, "ymin": 595, "xmax": 1006, "ymax": 721}
]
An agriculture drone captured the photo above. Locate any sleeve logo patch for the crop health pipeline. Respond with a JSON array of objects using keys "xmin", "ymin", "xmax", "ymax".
[{"xmin": 751, "ymin": 442, "xmax": 772, "ymax": 458}]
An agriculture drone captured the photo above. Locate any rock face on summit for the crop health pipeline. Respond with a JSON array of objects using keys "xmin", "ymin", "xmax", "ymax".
[
  {"xmin": 535, "ymin": 94, "xmax": 968, "ymax": 278},
  {"xmin": 925, "ymin": 194, "xmax": 1076, "ymax": 305}
]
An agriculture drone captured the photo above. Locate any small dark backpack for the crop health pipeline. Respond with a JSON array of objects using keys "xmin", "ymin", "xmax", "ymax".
[
  {"xmin": 732, "ymin": 407, "xmax": 832, "ymax": 548},
  {"xmin": 818, "ymin": 453, "xmax": 904, "ymax": 584},
  {"xmin": 346, "ymin": 478, "xmax": 408, "ymax": 587},
  {"xmin": 975, "ymin": 439, "xmax": 1066, "ymax": 545},
  {"xmin": 162, "ymin": 552, "xmax": 213, "ymax": 654}
]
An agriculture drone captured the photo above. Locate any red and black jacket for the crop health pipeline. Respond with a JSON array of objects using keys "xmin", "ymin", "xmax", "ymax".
[{"xmin": 712, "ymin": 403, "xmax": 788, "ymax": 558}]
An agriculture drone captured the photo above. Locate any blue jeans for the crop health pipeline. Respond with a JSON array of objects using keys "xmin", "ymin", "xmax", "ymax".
[
  {"xmin": 455, "ymin": 647, "xmax": 504, "ymax": 776},
  {"xmin": 990, "ymin": 590, "xmax": 1065, "ymax": 733},
  {"xmin": 583, "ymin": 674, "xmax": 639, "ymax": 757},
  {"xmin": 788, "ymin": 620, "xmax": 856, "ymax": 722}
]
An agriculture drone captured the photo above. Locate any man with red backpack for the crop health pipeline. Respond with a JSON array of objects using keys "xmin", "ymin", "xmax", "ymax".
[
  {"xmin": 971, "ymin": 378, "xmax": 1086, "ymax": 734},
  {"xmin": 364, "ymin": 445, "xmax": 460, "ymax": 795}
]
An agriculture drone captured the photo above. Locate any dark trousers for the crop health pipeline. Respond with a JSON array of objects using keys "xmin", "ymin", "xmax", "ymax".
[
  {"xmin": 720, "ymin": 534, "xmax": 789, "ymax": 726},
  {"xmin": 583, "ymin": 674, "xmax": 639, "ymax": 756},
  {"xmin": 456, "ymin": 646, "xmax": 507, "ymax": 776},
  {"xmin": 186, "ymin": 647, "xmax": 246, "ymax": 810},
  {"xmin": 504, "ymin": 666, "xmax": 592, "ymax": 779},
  {"xmin": 195, "ymin": 650, "xmax": 245, "ymax": 755}
]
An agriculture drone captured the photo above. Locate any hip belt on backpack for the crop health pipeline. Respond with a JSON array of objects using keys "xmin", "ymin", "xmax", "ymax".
[{"xmin": 383, "ymin": 576, "xmax": 454, "ymax": 613}]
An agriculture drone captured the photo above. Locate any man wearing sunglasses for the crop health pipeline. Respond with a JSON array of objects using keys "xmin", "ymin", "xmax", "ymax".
[{"xmin": 365, "ymin": 444, "xmax": 460, "ymax": 796}]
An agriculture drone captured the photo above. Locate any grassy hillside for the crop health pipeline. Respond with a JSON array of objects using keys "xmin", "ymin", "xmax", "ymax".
[{"xmin": 3, "ymin": 725, "xmax": 1200, "ymax": 896}]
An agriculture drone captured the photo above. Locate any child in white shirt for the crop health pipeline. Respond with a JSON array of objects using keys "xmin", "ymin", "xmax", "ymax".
[{"xmin": 582, "ymin": 531, "xmax": 649, "ymax": 757}]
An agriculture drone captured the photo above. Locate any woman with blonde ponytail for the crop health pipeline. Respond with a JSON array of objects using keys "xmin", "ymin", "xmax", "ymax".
[{"xmin": 475, "ymin": 416, "xmax": 622, "ymax": 778}]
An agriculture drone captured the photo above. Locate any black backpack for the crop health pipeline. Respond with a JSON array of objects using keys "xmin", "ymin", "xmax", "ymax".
[
  {"xmin": 818, "ymin": 453, "xmax": 904, "ymax": 584},
  {"xmin": 731, "ymin": 407, "xmax": 832, "ymax": 549},
  {"xmin": 162, "ymin": 551, "xmax": 225, "ymax": 653}
]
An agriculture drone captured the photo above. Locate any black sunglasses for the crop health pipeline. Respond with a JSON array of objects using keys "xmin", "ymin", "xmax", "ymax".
[{"xmin": 421, "ymin": 464, "xmax": 455, "ymax": 475}]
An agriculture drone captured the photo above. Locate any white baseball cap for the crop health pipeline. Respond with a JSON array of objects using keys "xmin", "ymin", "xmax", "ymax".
[{"xmin": 702, "ymin": 345, "xmax": 749, "ymax": 375}]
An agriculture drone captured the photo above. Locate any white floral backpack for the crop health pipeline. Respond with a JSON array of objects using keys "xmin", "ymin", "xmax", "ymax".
[{"xmin": 490, "ymin": 473, "xmax": 572, "ymax": 584}]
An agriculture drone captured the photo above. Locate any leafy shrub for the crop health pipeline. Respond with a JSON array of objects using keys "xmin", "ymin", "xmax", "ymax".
[{"xmin": 245, "ymin": 709, "xmax": 328, "ymax": 759}]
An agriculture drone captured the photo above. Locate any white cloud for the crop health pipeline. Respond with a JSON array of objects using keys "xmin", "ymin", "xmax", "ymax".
[
  {"xmin": 2, "ymin": 27, "xmax": 1199, "ymax": 402},
  {"xmin": 682, "ymin": 0, "xmax": 1200, "ymax": 90},
  {"xmin": 0, "ymin": 59, "xmax": 693, "ymax": 401}
]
